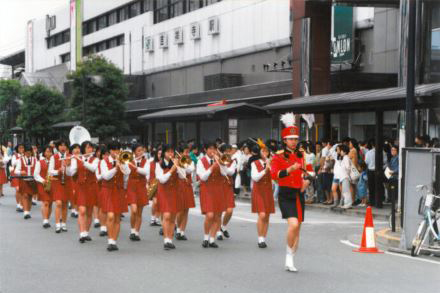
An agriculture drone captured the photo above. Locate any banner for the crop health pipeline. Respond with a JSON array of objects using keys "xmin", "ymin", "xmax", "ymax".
[
  {"xmin": 70, "ymin": 0, "xmax": 82, "ymax": 71},
  {"xmin": 331, "ymin": 5, "xmax": 353, "ymax": 64}
]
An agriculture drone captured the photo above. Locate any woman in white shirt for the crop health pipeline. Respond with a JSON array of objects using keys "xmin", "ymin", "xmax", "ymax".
[
  {"xmin": 331, "ymin": 145, "xmax": 342, "ymax": 208},
  {"xmin": 0, "ymin": 146, "xmax": 10, "ymax": 197},
  {"xmin": 338, "ymin": 144, "xmax": 353, "ymax": 209}
]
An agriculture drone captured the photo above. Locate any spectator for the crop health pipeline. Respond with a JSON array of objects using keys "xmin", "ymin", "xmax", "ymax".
[
  {"xmin": 364, "ymin": 140, "xmax": 387, "ymax": 207},
  {"xmin": 314, "ymin": 141, "xmax": 325, "ymax": 203},
  {"xmin": 321, "ymin": 141, "xmax": 335, "ymax": 205},
  {"xmin": 331, "ymin": 144, "xmax": 342, "ymax": 208},
  {"xmin": 386, "ymin": 145, "xmax": 399, "ymax": 204},
  {"xmin": 189, "ymin": 145, "xmax": 199, "ymax": 164},
  {"xmin": 338, "ymin": 144, "xmax": 353, "ymax": 209},
  {"xmin": 356, "ymin": 161, "xmax": 368, "ymax": 207},
  {"xmin": 240, "ymin": 145, "xmax": 252, "ymax": 193},
  {"xmin": 348, "ymin": 138, "xmax": 361, "ymax": 205}
]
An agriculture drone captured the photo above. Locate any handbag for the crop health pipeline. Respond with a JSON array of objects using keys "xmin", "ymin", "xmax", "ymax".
[{"xmin": 349, "ymin": 163, "xmax": 360, "ymax": 182}]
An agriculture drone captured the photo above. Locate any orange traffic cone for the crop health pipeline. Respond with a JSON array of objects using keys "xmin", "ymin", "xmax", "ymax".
[{"xmin": 353, "ymin": 206, "xmax": 383, "ymax": 253}]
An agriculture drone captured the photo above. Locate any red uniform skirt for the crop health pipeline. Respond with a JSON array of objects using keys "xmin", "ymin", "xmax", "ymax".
[
  {"xmin": 101, "ymin": 185, "xmax": 128, "ymax": 214},
  {"xmin": 126, "ymin": 178, "xmax": 148, "ymax": 207},
  {"xmin": 223, "ymin": 177, "xmax": 235, "ymax": 209},
  {"xmin": 96, "ymin": 182, "xmax": 104, "ymax": 209},
  {"xmin": 251, "ymin": 181, "xmax": 275, "ymax": 214},
  {"xmin": 51, "ymin": 179, "xmax": 68, "ymax": 202},
  {"xmin": 200, "ymin": 184, "xmax": 226, "ymax": 214},
  {"xmin": 76, "ymin": 182, "xmax": 98, "ymax": 208},
  {"xmin": 19, "ymin": 179, "xmax": 37, "ymax": 195},
  {"xmin": 178, "ymin": 179, "xmax": 195, "ymax": 210},
  {"xmin": 0, "ymin": 168, "xmax": 7, "ymax": 184},
  {"xmin": 157, "ymin": 183, "xmax": 181, "ymax": 214},
  {"xmin": 37, "ymin": 182, "xmax": 52, "ymax": 203},
  {"xmin": 11, "ymin": 176, "xmax": 19, "ymax": 188},
  {"xmin": 65, "ymin": 176, "xmax": 76, "ymax": 205}
]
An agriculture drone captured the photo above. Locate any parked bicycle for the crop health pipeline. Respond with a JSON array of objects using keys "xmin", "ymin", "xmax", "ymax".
[{"xmin": 411, "ymin": 185, "xmax": 440, "ymax": 257}]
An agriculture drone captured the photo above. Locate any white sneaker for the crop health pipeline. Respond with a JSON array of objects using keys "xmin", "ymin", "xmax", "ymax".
[
  {"xmin": 342, "ymin": 204, "xmax": 353, "ymax": 209},
  {"xmin": 285, "ymin": 253, "xmax": 298, "ymax": 272}
]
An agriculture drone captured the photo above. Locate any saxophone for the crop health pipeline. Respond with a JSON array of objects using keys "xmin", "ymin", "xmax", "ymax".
[
  {"xmin": 43, "ymin": 172, "xmax": 52, "ymax": 193},
  {"xmin": 147, "ymin": 179, "xmax": 158, "ymax": 200}
]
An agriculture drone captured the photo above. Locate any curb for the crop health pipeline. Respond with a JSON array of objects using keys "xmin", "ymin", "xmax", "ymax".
[
  {"xmin": 304, "ymin": 203, "xmax": 390, "ymax": 221},
  {"xmin": 376, "ymin": 228, "xmax": 401, "ymax": 249}
]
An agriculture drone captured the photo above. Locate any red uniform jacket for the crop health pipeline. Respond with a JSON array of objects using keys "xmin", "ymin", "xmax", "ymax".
[{"xmin": 270, "ymin": 149, "xmax": 304, "ymax": 189}]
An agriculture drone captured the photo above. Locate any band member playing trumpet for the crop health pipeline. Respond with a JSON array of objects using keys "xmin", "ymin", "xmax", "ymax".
[
  {"xmin": 149, "ymin": 147, "xmax": 162, "ymax": 227},
  {"xmin": 14, "ymin": 144, "xmax": 37, "ymax": 220},
  {"xmin": 11, "ymin": 144, "xmax": 24, "ymax": 212},
  {"xmin": 197, "ymin": 142, "xmax": 226, "ymax": 248},
  {"xmin": 101, "ymin": 141, "xmax": 129, "ymax": 251},
  {"xmin": 34, "ymin": 145, "xmax": 54, "ymax": 228},
  {"xmin": 217, "ymin": 144, "xmax": 236, "ymax": 240},
  {"xmin": 126, "ymin": 143, "xmax": 149, "ymax": 241},
  {"xmin": 155, "ymin": 145, "xmax": 181, "ymax": 250},
  {"xmin": 270, "ymin": 113, "xmax": 304, "ymax": 272},
  {"xmin": 49, "ymin": 140, "xmax": 69, "ymax": 233},
  {"xmin": 251, "ymin": 145, "xmax": 275, "ymax": 248},
  {"xmin": 176, "ymin": 144, "xmax": 195, "ymax": 240}
]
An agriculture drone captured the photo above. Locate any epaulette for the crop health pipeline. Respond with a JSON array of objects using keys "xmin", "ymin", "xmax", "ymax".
[{"xmin": 275, "ymin": 150, "xmax": 284, "ymax": 155}]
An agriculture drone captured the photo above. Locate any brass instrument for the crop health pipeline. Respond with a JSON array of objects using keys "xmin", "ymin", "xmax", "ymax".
[
  {"xmin": 43, "ymin": 173, "xmax": 52, "ymax": 192},
  {"xmin": 216, "ymin": 149, "xmax": 232, "ymax": 165},
  {"xmin": 119, "ymin": 151, "xmax": 134, "ymax": 164},
  {"xmin": 147, "ymin": 179, "xmax": 158, "ymax": 200},
  {"xmin": 174, "ymin": 151, "xmax": 191, "ymax": 168}
]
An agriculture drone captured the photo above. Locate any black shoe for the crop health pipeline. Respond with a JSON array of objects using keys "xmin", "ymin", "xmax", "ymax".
[
  {"xmin": 43, "ymin": 223, "xmax": 51, "ymax": 229},
  {"xmin": 129, "ymin": 233, "xmax": 136, "ymax": 241},
  {"xmin": 150, "ymin": 221, "xmax": 160, "ymax": 227},
  {"xmin": 209, "ymin": 242, "xmax": 219, "ymax": 248},
  {"xmin": 61, "ymin": 226, "xmax": 68, "ymax": 232},
  {"xmin": 73, "ymin": 214, "xmax": 78, "ymax": 219},
  {"xmin": 84, "ymin": 236, "xmax": 92, "ymax": 241},
  {"xmin": 159, "ymin": 228, "xmax": 163, "ymax": 236},
  {"xmin": 70, "ymin": 212, "xmax": 76, "ymax": 218},
  {"xmin": 32, "ymin": 201, "xmax": 37, "ymax": 206},
  {"xmin": 94, "ymin": 222, "xmax": 101, "ymax": 228},
  {"xmin": 164, "ymin": 242, "xmax": 175, "ymax": 250},
  {"xmin": 120, "ymin": 214, "xmax": 125, "ymax": 218},
  {"xmin": 55, "ymin": 227, "xmax": 61, "ymax": 233},
  {"xmin": 99, "ymin": 231, "xmax": 108, "ymax": 237},
  {"xmin": 258, "ymin": 242, "xmax": 267, "ymax": 248},
  {"xmin": 222, "ymin": 229, "xmax": 230, "ymax": 238},
  {"xmin": 134, "ymin": 235, "xmax": 141, "ymax": 241},
  {"xmin": 202, "ymin": 240, "xmax": 209, "ymax": 248},
  {"xmin": 107, "ymin": 244, "xmax": 118, "ymax": 251},
  {"xmin": 217, "ymin": 234, "xmax": 223, "ymax": 241},
  {"xmin": 180, "ymin": 235, "xmax": 188, "ymax": 241},
  {"xmin": 79, "ymin": 237, "xmax": 86, "ymax": 244},
  {"xmin": 24, "ymin": 214, "xmax": 31, "ymax": 220},
  {"xmin": 16, "ymin": 207, "xmax": 23, "ymax": 213},
  {"xmin": 175, "ymin": 233, "xmax": 182, "ymax": 240}
]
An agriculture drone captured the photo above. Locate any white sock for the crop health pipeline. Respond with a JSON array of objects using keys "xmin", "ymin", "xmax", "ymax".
[
  {"xmin": 24, "ymin": 211, "xmax": 30, "ymax": 216},
  {"xmin": 258, "ymin": 237, "xmax": 265, "ymax": 243},
  {"xmin": 286, "ymin": 245, "xmax": 294, "ymax": 255},
  {"xmin": 221, "ymin": 225, "xmax": 227, "ymax": 231},
  {"xmin": 61, "ymin": 223, "xmax": 67, "ymax": 228},
  {"xmin": 80, "ymin": 232, "xmax": 86, "ymax": 237},
  {"xmin": 180, "ymin": 231, "xmax": 185, "ymax": 236},
  {"xmin": 56, "ymin": 223, "xmax": 61, "ymax": 228},
  {"xmin": 16, "ymin": 204, "xmax": 21, "ymax": 208},
  {"xmin": 130, "ymin": 228, "xmax": 136, "ymax": 234},
  {"xmin": 176, "ymin": 228, "xmax": 181, "ymax": 234},
  {"xmin": 209, "ymin": 237, "xmax": 215, "ymax": 244},
  {"xmin": 72, "ymin": 209, "xmax": 77, "ymax": 213},
  {"xmin": 203, "ymin": 234, "xmax": 209, "ymax": 241},
  {"xmin": 164, "ymin": 238, "xmax": 172, "ymax": 244},
  {"xmin": 216, "ymin": 231, "xmax": 222, "ymax": 237},
  {"xmin": 108, "ymin": 239, "xmax": 116, "ymax": 245},
  {"xmin": 94, "ymin": 219, "xmax": 100, "ymax": 224},
  {"xmin": 101, "ymin": 226, "xmax": 107, "ymax": 232},
  {"xmin": 134, "ymin": 231, "xmax": 139, "ymax": 236},
  {"xmin": 151, "ymin": 216, "xmax": 155, "ymax": 222},
  {"xmin": 43, "ymin": 219, "xmax": 49, "ymax": 224}
]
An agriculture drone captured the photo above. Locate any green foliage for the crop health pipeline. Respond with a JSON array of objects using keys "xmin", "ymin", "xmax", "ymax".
[
  {"xmin": 0, "ymin": 79, "xmax": 22, "ymax": 140},
  {"xmin": 68, "ymin": 55, "xmax": 129, "ymax": 140},
  {"xmin": 17, "ymin": 83, "xmax": 65, "ymax": 141}
]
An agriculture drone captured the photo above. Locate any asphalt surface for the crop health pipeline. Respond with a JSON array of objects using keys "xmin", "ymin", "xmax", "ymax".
[{"xmin": 1, "ymin": 184, "xmax": 439, "ymax": 293}]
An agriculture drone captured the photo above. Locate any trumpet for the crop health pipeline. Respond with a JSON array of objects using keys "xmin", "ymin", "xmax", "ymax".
[
  {"xmin": 119, "ymin": 151, "xmax": 133, "ymax": 164},
  {"xmin": 216, "ymin": 149, "xmax": 232, "ymax": 165},
  {"xmin": 174, "ymin": 151, "xmax": 191, "ymax": 168}
]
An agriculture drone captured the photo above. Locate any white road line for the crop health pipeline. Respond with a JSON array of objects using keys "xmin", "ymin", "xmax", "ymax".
[{"xmin": 340, "ymin": 240, "xmax": 440, "ymax": 265}]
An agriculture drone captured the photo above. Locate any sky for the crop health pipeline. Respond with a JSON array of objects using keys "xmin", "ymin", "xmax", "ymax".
[{"xmin": 0, "ymin": 0, "xmax": 65, "ymax": 76}]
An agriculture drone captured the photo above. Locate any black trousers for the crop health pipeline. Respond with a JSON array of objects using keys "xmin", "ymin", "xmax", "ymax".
[{"xmin": 367, "ymin": 170, "xmax": 376, "ymax": 205}]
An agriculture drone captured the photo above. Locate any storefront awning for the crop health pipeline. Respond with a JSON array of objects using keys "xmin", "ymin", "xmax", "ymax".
[
  {"xmin": 138, "ymin": 103, "xmax": 269, "ymax": 121},
  {"xmin": 265, "ymin": 83, "xmax": 440, "ymax": 113}
]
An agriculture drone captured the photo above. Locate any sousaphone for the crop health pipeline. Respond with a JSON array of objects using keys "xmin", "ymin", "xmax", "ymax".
[{"xmin": 69, "ymin": 125, "xmax": 92, "ymax": 146}]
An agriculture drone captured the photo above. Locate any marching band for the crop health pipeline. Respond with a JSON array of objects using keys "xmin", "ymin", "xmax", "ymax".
[{"xmin": 1, "ymin": 113, "xmax": 309, "ymax": 272}]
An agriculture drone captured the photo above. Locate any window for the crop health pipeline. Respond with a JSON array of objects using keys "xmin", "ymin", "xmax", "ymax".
[
  {"xmin": 62, "ymin": 30, "xmax": 70, "ymax": 43},
  {"xmin": 130, "ymin": 1, "xmax": 141, "ymax": 18},
  {"xmin": 61, "ymin": 53, "xmax": 70, "ymax": 63},
  {"xmin": 88, "ymin": 20, "xmax": 97, "ymax": 34},
  {"xmin": 187, "ymin": 0, "xmax": 201, "ymax": 11},
  {"xmin": 82, "ymin": 23, "xmax": 88, "ymax": 35},
  {"xmin": 108, "ymin": 11, "xmax": 118, "ymax": 25},
  {"xmin": 119, "ymin": 6, "xmax": 129, "ymax": 21},
  {"xmin": 97, "ymin": 41, "xmax": 106, "ymax": 52},
  {"xmin": 98, "ymin": 15, "xmax": 107, "ymax": 30},
  {"xmin": 109, "ymin": 38, "xmax": 118, "ymax": 48},
  {"xmin": 55, "ymin": 33, "xmax": 62, "ymax": 46},
  {"xmin": 171, "ymin": 0, "xmax": 184, "ymax": 17},
  {"xmin": 142, "ymin": 0, "xmax": 153, "ymax": 12}
]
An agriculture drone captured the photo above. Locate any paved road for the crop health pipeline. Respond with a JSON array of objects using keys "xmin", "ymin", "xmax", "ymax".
[{"xmin": 0, "ymin": 185, "xmax": 438, "ymax": 293}]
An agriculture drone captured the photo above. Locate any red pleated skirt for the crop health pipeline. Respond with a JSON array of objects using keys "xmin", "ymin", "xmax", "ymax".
[
  {"xmin": 101, "ymin": 185, "xmax": 128, "ymax": 214},
  {"xmin": 11, "ymin": 177, "xmax": 19, "ymax": 188},
  {"xmin": 178, "ymin": 179, "xmax": 195, "ymax": 210},
  {"xmin": 51, "ymin": 179, "xmax": 68, "ymax": 202},
  {"xmin": 76, "ymin": 182, "xmax": 98, "ymax": 208},
  {"xmin": 223, "ymin": 178, "xmax": 235, "ymax": 209},
  {"xmin": 200, "ymin": 183, "xmax": 226, "ymax": 214},
  {"xmin": 156, "ymin": 183, "xmax": 181, "ymax": 214},
  {"xmin": 251, "ymin": 181, "xmax": 275, "ymax": 214},
  {"xmin": 96, "ymin": 182, "xmax": 104, "ymax": 209},
  {"xmin": 37, "ymin": 182, "xmax": 53, "ymax": 203},
  {"xmin": 126, "ymin": 179, "xmax": 148, "ymax": 207},
  {"xmin": 64, "ymin": 176, "xmax": 76, "ymax": 205},
  {"xmin": 0, "ymin": 168, "xmax": 7, "ymax": 184},
  {"xmin": 19, "ymin": 180, "xmax": 37, "ymax": 195}
]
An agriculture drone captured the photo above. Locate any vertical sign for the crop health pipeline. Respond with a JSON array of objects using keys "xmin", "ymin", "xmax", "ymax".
[
  {"xmin": 70, "ymin": 0, "xmax": 82, "ymax": 71},
  {"xmin": 26, "ymin": 20, "xmax": 34, "ymax": 73},
  {"xmin": 331, "ymin": 5, "xmax": 353, "ymax": 63}
]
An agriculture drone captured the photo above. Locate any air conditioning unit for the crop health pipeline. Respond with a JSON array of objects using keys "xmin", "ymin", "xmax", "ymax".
[
  {"xmin": 208, "ymin": 17, "xmax": 219, "ymax": 35},
  {"xmin": 190, "ymin": 22, "xmax": 201, "ymax": 40},
  {"xmin": 159, "ymin": 32, "xmax": 168, "ymax": 49},
  {"xmin": 174, "ymin": 27, "xmax": 183, "ymax": 45},
  {"xmin": 144, "ymin": 36, "xmax": 154, "ymax": 52}
]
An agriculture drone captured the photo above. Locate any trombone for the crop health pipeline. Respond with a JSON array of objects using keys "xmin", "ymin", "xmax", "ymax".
[{"xmin": 174, "ymin": 151, "xmax": 191, "ymax": 168}]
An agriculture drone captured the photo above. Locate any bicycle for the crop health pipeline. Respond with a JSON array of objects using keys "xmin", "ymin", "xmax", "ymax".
[{"xmin": 411, "ymin": 185, "xmax": 440, "ymax": 257}]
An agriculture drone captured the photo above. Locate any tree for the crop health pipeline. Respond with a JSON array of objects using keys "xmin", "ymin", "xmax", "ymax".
[
  {"xmin": 17, "ymin": 83, "xmax": 66, "ymax": 144},
  {"xmin": 0, "ymin": 79, "xmax": 22, "ymax": 140},
  {"xmin": 68, "ymin": 55, "xmax": 129, "ymax": 140}
]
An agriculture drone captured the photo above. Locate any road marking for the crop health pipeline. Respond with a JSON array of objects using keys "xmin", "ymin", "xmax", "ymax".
[{"xmin": 340, "ymin": 240, "xmax": 440, "ymax": 265}]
